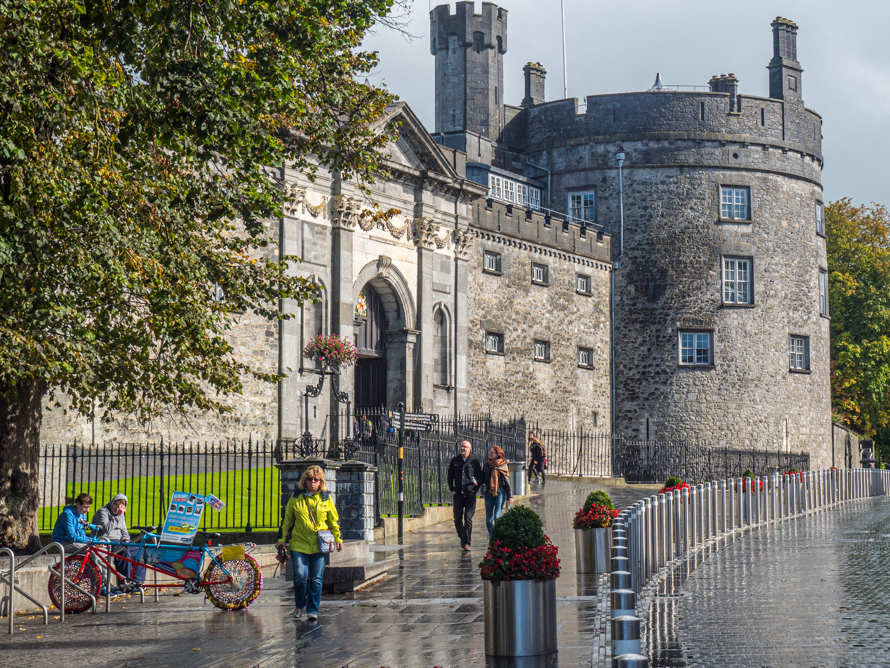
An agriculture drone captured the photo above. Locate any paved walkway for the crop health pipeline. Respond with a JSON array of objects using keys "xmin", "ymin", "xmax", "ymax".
[
  {"xmin": 649, "ymin": 496, "xmax": 890, "ymax": 667},
  {"xmin": 0, "ymin": 479, "xmax": 655, "ymax": 667}
]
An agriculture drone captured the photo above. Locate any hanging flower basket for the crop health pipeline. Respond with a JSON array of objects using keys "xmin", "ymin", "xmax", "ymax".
[{"xmin": 302, "ymin": 334, "xmax": 358, "ymax": 371}]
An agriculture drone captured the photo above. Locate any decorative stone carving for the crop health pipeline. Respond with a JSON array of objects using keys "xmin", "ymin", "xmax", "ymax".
[
  {"xmin": 376, "ymin": 255, "xmax": 392, "ymax": 278},
  {"xmin": 453, "ymin": 228, "xmax": 474, "ymax": 259},
  {"xmin": 283, "ymin": 183, "xmax": 327, "ymax": 218},
  {"xmin": 332, "ymin": 195, "xmax": 412, "ymax": 240},
  {"xmin": 331, "ymin": 194, "xmax": 363, "ymax": 229},
  {"xmin": 413, "ymin": 218, "xmax": 451, "ymax": 250}
]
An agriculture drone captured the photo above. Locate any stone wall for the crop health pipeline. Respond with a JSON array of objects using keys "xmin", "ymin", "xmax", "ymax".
[{"xmin": 466, "ymin": 201, "xmax": 612, "ymax": 431}]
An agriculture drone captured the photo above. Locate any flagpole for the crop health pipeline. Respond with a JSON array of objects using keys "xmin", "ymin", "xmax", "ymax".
[{"xmin": 561, "ymin": 0, "xmax": 568, "ymax": 99}]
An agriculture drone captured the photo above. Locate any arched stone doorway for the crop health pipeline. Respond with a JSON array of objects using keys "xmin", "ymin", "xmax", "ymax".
[
  {"xmin": 352, "ymin": 266, "xmax": 417, "ymax": 411},
  {"xmin": 354, "ymin": 284, "xmax": 387, "ymax": 408}
]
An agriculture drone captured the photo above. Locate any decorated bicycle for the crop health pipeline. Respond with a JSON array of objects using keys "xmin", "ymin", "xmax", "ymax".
[{"xmin": 48, "ymin": 491, "xmax": 262, "ymax": 613}]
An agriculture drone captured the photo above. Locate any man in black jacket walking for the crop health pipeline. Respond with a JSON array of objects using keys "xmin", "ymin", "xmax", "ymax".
[{"xmin": 447, "ymin": 440, "xmax": 482, "ymax": 551}]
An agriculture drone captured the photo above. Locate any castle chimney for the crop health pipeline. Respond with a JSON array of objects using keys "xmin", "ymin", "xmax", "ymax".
[
  {"xmin": 521, "ymin": 62, "xmax": 546, "ymax": 107},
  {"xmin": 708, "ymin": 74, "xmax": 739, "ymax": 111},
  {"xmin": 767, "ymin": 17, "xmax": 803, "ymax": 101}
]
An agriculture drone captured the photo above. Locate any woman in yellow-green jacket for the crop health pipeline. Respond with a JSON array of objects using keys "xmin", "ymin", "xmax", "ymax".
[{"xmin": 276, "ymin": 465, "xmax": 342, "ymax": 620}]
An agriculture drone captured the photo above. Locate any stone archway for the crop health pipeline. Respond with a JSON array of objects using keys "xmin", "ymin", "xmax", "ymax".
[{"xmin": 353, "ymin": 261, "xmax": 417, "ymax": 410}]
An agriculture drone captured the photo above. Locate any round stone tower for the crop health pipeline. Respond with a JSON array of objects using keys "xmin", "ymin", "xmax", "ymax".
[{"xmin": 514, "ymin": 18, "xmax": 831, "ymax": 466}]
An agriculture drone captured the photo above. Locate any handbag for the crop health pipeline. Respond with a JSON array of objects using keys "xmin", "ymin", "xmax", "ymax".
[
  {"xmin": 307, "ymin": 499, "xmax": 336, "ymax": 554},
  {"xmin": 543, "ymin": 456, "xmax": 548, "ymax": 471}
]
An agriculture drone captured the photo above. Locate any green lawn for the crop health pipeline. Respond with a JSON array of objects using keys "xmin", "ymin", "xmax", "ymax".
[{"xmin": 40, "ymin": 466, "xmax": 282, "ymax": 533}]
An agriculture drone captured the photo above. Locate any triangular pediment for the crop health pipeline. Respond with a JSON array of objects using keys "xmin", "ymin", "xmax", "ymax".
[{"xmin": 377, "ymin": 102, "xmax": 459, "ymax": 180}]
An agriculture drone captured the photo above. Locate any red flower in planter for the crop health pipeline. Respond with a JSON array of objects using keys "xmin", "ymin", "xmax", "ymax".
[
  {"xmin": 572, "ymin": 504, "xmax": 620, "ymax": 529},
  {"xmin": 734, "ymin": 478, "xmax": 765, "ymax": 492},
  {"xmin": 479, "ymin": 539, "xmax": 561, "ymax": 586},
  {"xmin": 658, "ymin": 482, "xmax": 690, "ymax": 495}
]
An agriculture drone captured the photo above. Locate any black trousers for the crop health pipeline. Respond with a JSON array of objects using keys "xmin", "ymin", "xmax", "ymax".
[
  {"xmin": 530, "ymin": 461, "xmax": 546, "ymax": 483},
  {"xmin": 452, "ymin": 493, "xmax": 476, "ymax": 546}
]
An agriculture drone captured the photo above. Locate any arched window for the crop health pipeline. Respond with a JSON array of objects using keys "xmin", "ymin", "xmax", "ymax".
[{"xmin": 433, "ymin": 307, "xmax": 450, "ymax": 386}]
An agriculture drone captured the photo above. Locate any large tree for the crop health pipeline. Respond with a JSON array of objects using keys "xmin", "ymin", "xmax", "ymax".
[
  {"xmin": 0, "ymin": 0, "xmax": 399, "ymax": 550},
  {"xmin": 826, "ymin": 199, "xmax": 890, "ymax": 457}
]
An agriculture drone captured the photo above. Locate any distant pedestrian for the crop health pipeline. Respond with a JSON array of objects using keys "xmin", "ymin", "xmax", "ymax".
[
  {"xmin": 447, "ymin": 440, "xmax": 482, "ymax": 551},
  {"xmin": 529, "ymin": 432, "xmax": 546, "ymax": 486},
  {"xmin": 483, "ymin": 445, "xmax": 513, "ymax": 534},
  {"xmin": 276, "ymin": 465, "xmax": 343, "ymax": 621}
]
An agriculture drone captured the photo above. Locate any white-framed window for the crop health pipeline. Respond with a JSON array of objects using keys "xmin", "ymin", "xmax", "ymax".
[
  {"xmin": 577, "ymin": 347, "xmax": 594, "ymax": 368},
  {"xmin": 485, "ymin": 332, "xmax": 504, "ymax": 354},
  {"xmin": 527, "ymin": 187, "xmax": 541, "ymax": 210},
  {"xmin": 483, "ymin": 250, "xmax": 502, "ymax": 274},
  {"xmin": 816, "ymin": 201, "xmax": 825, "ymax": 236},
  {"xmin": 720, "ymin": 186, "xmax": 750, "ymax": 221},
  {"xmin": 789, "ymin": 335, "xmax": 810, "ymax": 371},
  {"xmin": 533, "ymin": 340, "xmax": 551, "ymax": 362},
  {"xmin": 531, "ymin": 262, "xmax": 549, "ymax": 285},
  {"xmin": 489, "ymin": 174, "xmax": 503, "ymax": 200},
  {"xmin": 576, "ymin": 273, "xmax": 592, "ymax": 295},
  {"xmin": 569, "ymin": 192, "xmax": 596, "ymax": 222},
  {"xmin": 679, "ymin": 331, "xmax": 713, "ymax": 366},
  {"xmin": 723, "ymin": 257, "xmax": 753, "ymax": 305},
  {"xmin": 504, "ymin": 179, "xmax": 516, "ymax": 203},
  {"xmin": 819, "ymin": 269, "xmax": 829, "ymax": 316}
]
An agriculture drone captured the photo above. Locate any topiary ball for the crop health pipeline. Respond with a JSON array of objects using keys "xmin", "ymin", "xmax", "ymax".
[
  {"xmin": 583, "ymin": 490, "xmax": 614, "ymax": 512},
  {"xmin": 665, "ymin": 476, "xmax": 683, "ymax": 488},
  {"xmin": 742, "ymin": 469, "xmax": 755, "ymax": 479},
  {"xmin": 489, "ymin": 505, "xmax": 546, "ymax": 549}
]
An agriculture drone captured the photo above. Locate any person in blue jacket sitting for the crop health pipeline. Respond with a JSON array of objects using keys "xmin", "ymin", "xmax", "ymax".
[{"xmin": 51, "ymin": 492, "xmax": 95, "ymax": 553}]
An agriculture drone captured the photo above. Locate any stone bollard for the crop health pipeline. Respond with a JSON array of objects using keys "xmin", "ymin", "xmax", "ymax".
[
  {"xmin": 610, "ymin": 588, "xmax": 636, "ymax": 618},
  {"xmin": 336, "ymin": 460, "xmax": 377, "ymax": 541},
  {"xmin": 613, "ymin": 653, "xmax": 649, "ymax": 668},
  {"xmin": 611, "ymin": 615, "xmax": 642, "ymax": 656}
]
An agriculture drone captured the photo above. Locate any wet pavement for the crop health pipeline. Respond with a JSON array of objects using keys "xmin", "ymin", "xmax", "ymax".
[
  {"xmin": 648, "ymin": 496, "xmax": 890, "ymax": 667},
  {"xmin": 0, "ymin": 479, "xmax": 655, "ymax": 668}
]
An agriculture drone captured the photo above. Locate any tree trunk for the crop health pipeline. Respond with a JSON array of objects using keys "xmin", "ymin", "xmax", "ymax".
[{"xmin": 0, "ymin": 377, "xmax": 47, "ymax": 552}]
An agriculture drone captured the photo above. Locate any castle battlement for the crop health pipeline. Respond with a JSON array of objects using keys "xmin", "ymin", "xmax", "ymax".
[{"xmin": 430, "ymin": 2, "xmax": 507, "ymax": 54}]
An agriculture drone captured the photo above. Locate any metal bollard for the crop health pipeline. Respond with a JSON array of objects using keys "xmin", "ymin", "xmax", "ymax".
[
  {"xmin": 611, "ymin": 615, "xmax": 643, "ymax": 657},
  {"xmin": 613, "ymin": 653, "xmax": 650, "ymax": 668},
  {"xmin": 611, "ymin": 570, "xmax": 633, "ymax": 590},
  {"xmin": 612, "ymin": 556, "xmax": 631, "ymax": 579},
  {"xmin": 611, "ymin": 589, "xmax": 636, "ymax": 618}
]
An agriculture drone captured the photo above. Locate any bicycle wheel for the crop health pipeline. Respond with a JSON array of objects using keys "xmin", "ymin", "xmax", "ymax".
[
  {"xmin": 203, "ymin": 555, "xmax": 263, "ymax": 611},
  {"xmin": 48, "ymin": 556, "xmax": 102, "ymax": 614}
]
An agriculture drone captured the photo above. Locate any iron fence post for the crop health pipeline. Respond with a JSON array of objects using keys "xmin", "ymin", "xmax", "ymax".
[
  {"xmin": 398, "ymin": 402, "xmax": 405, "ymax": 542},
  {"xmin": 245, "ymin": 436, "xmax": 253, "ymax": 533}
]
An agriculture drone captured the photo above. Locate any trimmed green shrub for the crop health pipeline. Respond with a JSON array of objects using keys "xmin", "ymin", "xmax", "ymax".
[
  {"xmin": 664, "ymin": 476, "xmax": 683, "ymax": 488},
  {"xmin": 742, "ymin": 469, "xmax": 755, "ymax": 479},
  {"xmin": 582, "ymin": 490, "xmax": 614, "ymax": 512},
  {"xmin": 489, "ymin": 505, "xmax": 545, "ymax": 549}
]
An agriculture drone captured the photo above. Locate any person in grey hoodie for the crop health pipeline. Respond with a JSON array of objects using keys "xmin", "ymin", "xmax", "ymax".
[{"xmin": 92, "ymin": 493, "xmax": 145, "ymax": 591}]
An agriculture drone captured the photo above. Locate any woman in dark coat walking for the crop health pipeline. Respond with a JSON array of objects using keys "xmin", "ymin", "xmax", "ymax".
[{"xmin": 529, "ymin": 432, "xmax": 546, "ymax": 485}]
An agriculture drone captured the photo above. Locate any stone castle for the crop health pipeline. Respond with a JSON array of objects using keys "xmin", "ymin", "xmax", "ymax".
[{"xmin": 40, "ymin": 3, "xmax": 833, "ymax": 468}]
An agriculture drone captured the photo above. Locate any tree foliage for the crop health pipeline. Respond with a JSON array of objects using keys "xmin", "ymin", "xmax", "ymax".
[
  {"xmin": 826, "ymin": 199, "xmax": 890, "ymax": 448},
  {"xmin": 0, "ymin": 0, "xmax": 399, "ymax": 549},
  {"xmin": 0, "ymin": 0, "xmax": 398, "ymax": 420}
]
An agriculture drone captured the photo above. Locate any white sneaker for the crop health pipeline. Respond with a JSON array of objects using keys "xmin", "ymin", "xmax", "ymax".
[
  {"xmin": 292, "ymin": 608, "xmax": 302, "ymax": 618},
  {"xmin": 307, "ymin": 612, "xmax": 318, "ymax": 621}
]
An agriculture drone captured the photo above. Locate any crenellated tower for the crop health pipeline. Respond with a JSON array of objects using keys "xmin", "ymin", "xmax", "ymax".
[{"xmin": 430, "ymin": 1, "xmax": 507, "ymax": 140}]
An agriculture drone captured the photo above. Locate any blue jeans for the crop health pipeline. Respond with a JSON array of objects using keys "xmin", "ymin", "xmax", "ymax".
[
  {"xmin": 485, "ymin": 488, "xmax": 508, "ymax": 534},
  {"xmin": 115, "ymin": 544, "xmax": 146, "ymax": 584},
  {"xmin": 292, "ymin": 551, "xmax": 326, "ymax": 614}
]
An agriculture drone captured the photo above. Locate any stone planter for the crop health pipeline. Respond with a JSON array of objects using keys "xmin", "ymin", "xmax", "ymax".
[
  {"xmin": 483, "ymin": 578, "xmax": 558, "ymax": 657},
  {"xmin": 574, "ymin": 527, "xmax": 611, "ymax": 574}
]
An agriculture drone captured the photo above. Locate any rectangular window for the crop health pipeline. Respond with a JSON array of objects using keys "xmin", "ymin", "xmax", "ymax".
[
  {"xmin": 720, "ymin": 186, "xmax": 750, "ymax": 221},
  {"xmin": 816, "ymin": 201, "xmax": 825, "ymax": 236},
  {"xmin": 485, "ymin": 332, "xmax": 504, "ymax": 354},
  {"xmin": 819, "ymin": 269, "xmax": 829, "ymax": 316},
  {"xmin": 679, "ymin": 331, "xmax": 713, "ymax": 366},
  {"xmin": 533, "ymin": 340, "xmax": 551, "ymax": 362},
  {"xmin": 528, "ymin": 187, "xmax": 541, "ymax": 210},
  {"xmin": 789, "ymin": 335, "xmax": 810, "ymax": 371},
  {"xmin": 576, "ymin": 273, "xmax": 592, "ymax": 295},
  {"xmin": 489, "ymin": 174, "xmax": 502, "ymax": 200},
  {"xmin": 483, "ymin": 250, "xmax": 502, "ymax": 274},
  {"xmin": 577, "ymin": 347, "xmax": 594, "ymax": 368},
  {"xmin": 504, "ymin": 179, "xmax": 516, "ymax": 203},
  {"xmin": 531, "ymin": 263, "xmax": 549, "ymax": 285},
  {"xmin": 569, "ymin": 192, "xmax": 596, "ymax": 222},
  {"xmin": 723, "ymin": 257, "xmax": 753, "ymax": 305}
]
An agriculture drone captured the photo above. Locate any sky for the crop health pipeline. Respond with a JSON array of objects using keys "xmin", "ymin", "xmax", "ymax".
[{"xmin": 364, "ymin": 0, "xmax": 890, "ymax": 206}]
